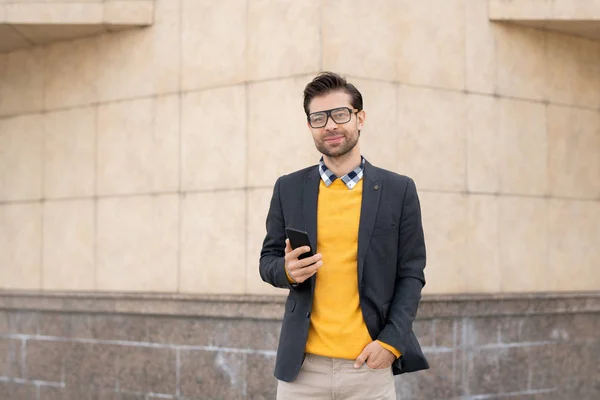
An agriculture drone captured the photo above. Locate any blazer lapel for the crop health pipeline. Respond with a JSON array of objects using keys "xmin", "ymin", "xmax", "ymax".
[
  {"xmin": 304, "ymin": 166, "xmax": 320, "ymax": 292},
  {"xmin": 358, "ymin": 161, "xmax": 381, "ymax": 286}
]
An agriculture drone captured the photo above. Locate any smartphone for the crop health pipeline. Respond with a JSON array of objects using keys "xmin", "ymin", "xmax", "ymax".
[{"xmin": 285, "ymin": 228, "xmax": 315, "ymax": 260}]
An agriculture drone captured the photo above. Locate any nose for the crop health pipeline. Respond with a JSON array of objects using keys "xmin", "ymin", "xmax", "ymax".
[{"xmin": 324, "ymin": 115, "xmax": 338, "ymax": 130}]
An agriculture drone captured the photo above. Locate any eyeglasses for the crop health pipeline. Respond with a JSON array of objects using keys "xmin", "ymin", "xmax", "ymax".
[{"xmin": 307, "ymin": 107, "xmax": 359, "ymax": 128}]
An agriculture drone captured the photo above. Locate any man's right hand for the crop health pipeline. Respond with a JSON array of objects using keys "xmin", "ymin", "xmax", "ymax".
[{"xmin": 284, "ymin": 239, "xmax": 323, "ymax": 283}]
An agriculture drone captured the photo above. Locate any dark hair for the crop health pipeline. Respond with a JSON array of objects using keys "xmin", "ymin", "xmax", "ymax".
[{"xmin": 303, "ymin": 72, "xmax": 363, "ymax": 116}]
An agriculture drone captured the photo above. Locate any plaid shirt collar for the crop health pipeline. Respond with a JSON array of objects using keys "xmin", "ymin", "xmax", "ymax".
[{"xmin": 318, "ymin": 156, "xmax": 365, "ymax": 190}]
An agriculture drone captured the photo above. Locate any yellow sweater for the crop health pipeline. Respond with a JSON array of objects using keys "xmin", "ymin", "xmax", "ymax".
[{"xmin": 304, "ymin": 179, "xmax": 400, "ymax": 359}]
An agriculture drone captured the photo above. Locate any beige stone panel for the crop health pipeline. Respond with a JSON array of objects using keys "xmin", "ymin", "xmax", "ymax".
[
  {"xmin": 247, "ymin": 76, "xmax": 321, "ymax": 187},
  {"xmin": 97, "ymin": 95, "xmax": 179, "ymax": 195},
  {"xmin": 181, "ymin": 0, "xmax": 245, "ymax": 91},
  {"xmin": 488, "ymin": 0, "xmax": 551, "ymax": 19},
  {"xmin": 396, "ymin": 86, "xmax": 466, "ymax": 191},
  {"xmin": 182, "ymin": 86, "xmax": 246, "ymax": 191},
  {"xmin": 43, "ymin": 199, "xmax": 94, "ymax": 291},
  {"xmin": 44, "ymin": 35, "xmax": 99, "ymax": 110},
  {"xmin": 0, "ymin": 114, "xmax": 43, "ymax": 201},
  {"xmin": 545, "ymin": 32, "xmax": 600, "ymax": 109},
  {"xmin": 420, "ymin": 191, "xmax": 468, "ymax": 294},
  {"xmin": 322, "ymin": 0, "xmax": 396, "ymax": 80},
  {"xmin": 495, "ymin": 24, "xmax": 546, "ymax": 101},
  {"xmin": 43, "ymin": 107, "xmax": 95, "ymax": 199},
  {"xmin": 4, "ymin": 2, "xmax": 103, "ymax": 24},
  {"xmin": 498, "ymin": 196, "xmax": 548, "ymax": 292},
  {"xmin": 465, "ymin": 0, "xmax": 496, "ymax": 94},
  {"xmin": 547, "ymin": 105, "xmax": 600, "ymax": 199},
  {"xmin": 397, "ymin": 0, "xmax": 465, "ymax": 90},
  {"xmin": 0, "ymin": 48, "xmax": 44, "ymax": 116},
  {"xmin": 247, "ymin": 0, "xmax": 319, "ymax": 81},
  {"xmin": 548, "ymin": 199, "xmax": 600, "ymax": 292},
  {"xmin": 498, "ymin": 98, "xmax": 547, "ymax": 196},
  {"xmin": 349, "ymin": 78, "xmax": 398, "ymax": 173},
  {"xmin": 180, "ymin": 191, "xmax": 246, "ymax": 294},
  {"xmin": 0, "ymin": 203, "xmax": 41, "ymax": 290},
  {"xmin": 96, "ymin": 0, "xmax": 179, "ymax": 102},
  {"xmin": 0, "ymin": 25, "xmax": 31, "ymax": 53},
  {"xmin": 13, "ymin": 24, "xmax": 106, "ymax": 45},
  {"xmin": 467, "ymin": 94, "xmax": 499, "ymax": 194},
  {"xmin": 466, "ymin": 194, "xmax": 500, "ymax": 293},
  {"xmin": 103, "ymin": 0, "xmax": 154, "ymax": 25},
  {"xmin": 246, "ymin": 187, "xmax": 283, "ymax": 295},
  {"xmin": 97, "ymin": 194, "xmax": 178, "ymax": 292},
  {"xmin": 551, "ymin": 0, "xmax": 600, "ymax": 19}
]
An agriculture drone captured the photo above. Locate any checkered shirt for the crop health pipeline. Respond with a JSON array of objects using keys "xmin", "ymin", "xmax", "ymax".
[{"xmin": 318, "ymin": 156, "xmax": 365, "ymax": 190}]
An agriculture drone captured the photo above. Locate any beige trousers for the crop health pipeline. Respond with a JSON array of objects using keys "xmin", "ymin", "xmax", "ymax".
[{"xmin": 277, "ymin": 354, "xmax": 397, "ymax": 400}]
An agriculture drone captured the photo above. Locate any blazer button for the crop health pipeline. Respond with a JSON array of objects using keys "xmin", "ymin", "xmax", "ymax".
[{"xmin": 306, "ymin": 311, "xmax": 311, "ymax": 318}]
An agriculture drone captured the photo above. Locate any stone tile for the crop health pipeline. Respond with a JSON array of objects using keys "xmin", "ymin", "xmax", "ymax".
[
  {"xmin": 247, "ymin": 76, "xmax": 321, "ymax": 187},
  {"xmin": 547, "ymin": 105, "xmax": 600, "ymax": 200},
  {"xmin": 528, "ymin": 343, "xmax": 560, "ymax": 391},
  {"xmin": 96, "ymin": 0, "xmax": 179, "ymax": 102},
  {"xmin": 350, "ymin": 78, "xmax": 398, "ymax": 173},
  {"xmin": 555, "ymin": 342, "xmax": 597, "ymax": 395},
  {"xmin": 548, "ymin": 199, "xmax": 600, "ymax": 292},
  {"xmin": 7, "ymin": 312, "xmax": 38, "ymax": 335},
  {"xmin": 433, "ymin": 319, "xmax": 460, "ymax": 348},
  {"xmin": 0, "ymin": 338, "xmax": 21, "ymax": 378},
  {"xmin": 97, "ymin": 95, "xmax": 179, "ymax": 195},
  {"xmin": 40, "ymin": 387, "xmax": 146, "ymax": 400},
  {"xmin": 43, "ymin": 107, "xmax": 96, "ymax": 199},
  {"xmin": 179, "ymin": 350, "xmax": 245, "ymax": 399},
  {"xmin": 37, "ymin": 314, "xmax": 95, "ymax": 339},
  {"xmin": 322, "ymin": 0, "xmax": 396, "ymax": 80},
  {"xmin": 419, "ymin": 192, "xmax": 468, "ymax": 294},
  {"xmin": 246, "ymin": 353, "xmax": 277, "ymax": 400},
  {"xmin": 465, "ymin": 0, "xmax": 496, "ymax": 94},
  {"xmin": 246, "ymin": 187, "xmax": 285, "ymax": 295},
  {"xmin": 546, "ymin": 33, "xmax": 600, "ymax": 109},
  {"xmin": 467, "ymin": 348, "xmax": 501, "ymax": 395},
  {"xmin": 180, "ymin": 191, "xmax": 246, "ymax": 294},
  {"xmin": 117, "ymin": 347, "xmax": 176, "ymax": 394},
  {"xmin": 247, "ymin": 0, "xmax": 319, "ymax": 81},
  {"xmin": 181, "ymin": 0, "xmax": 245, "ymax": 91},
  {"xmin": 396, "ymin": 351, "xmax": 459, "ymax": 399},
  {"xmin": 14, "ymin": 24, "xmax": 105, "ymax": 45},
  {"xmin": 5, "ymin": 2, "xmax": 103, "ymax": 24},
  {"xmin": 96, "ymin": 194, "xmax": 179, "ymax": 292},
  {"xmin": 0, "ymin": 48, "xmax": 44, "ymax": 116},
  {"xmin": 495, "ymin": 25, "xmax": 546, "ymax": 101},
  {"xmin": 498, "ymin": 197, "xmax": 548, "ymax": 292},
  {"xmin": 0, "ymin": 381, "xmax": 36, "ymax": 400},
  {"xmin": 0, "ymin": 114, "xmax": 43, "ymax": 201},
  {"xmin": 24, "ymin": 340, "xmax": 69, "ymax": 382},
  {"xmin": 44, "ymin": 36, "xmax": 99, "ymax": 110},
  {"xmin": 0, "ymin": 203, "xmax": 42, "ymax": 290},
  {"xmin": 181, "ymin": 85, "xmax": 246, "ymax": 191},
  {"xmin": 90, "ymin": 315, "xmax": 149, "ymax": 343},
  {"xmin": 466, "ymin": 195, "xmax": 501, "ymax": 293},
  {"xmin": 65, "ymin": 342, "xmax": 120, "ymax": 391},
  {"xmin": 0, "ymin": 25, "xmax": 31, "ymax": 53},
  {"xmin": 103, "ymin": 0, "xmax": 154, "ymax": 25},
  {"xmin": 412, "ymin": 320, "xmax": 434, "ymax": 348},
  {"xmin": 397, "ymin": 0, "xmax": 465, "ymax": 90},
  {"xmin": 488, "ymin": 0, "xmax": 552, "ymax": 19},
  {"xmin": 466, "ymin": 94, "xmax": 499, "ymax": 193},
  {"xmin": 498, "ymin": 346, "xmax": 529, "ymax": 393},
  {"xmin": 43, "ymin": 199, "xmax": 95, "ymax": 291},
  {"xmin": 466, "ymin": 318, "xmax": 501, "ymax": 347},
  {"xmin": 498, "ymin": 98, "xmax": 547, "ymax": 196},
  {"xmin": 397, "ymin": 86, "xmax": 467, "ymax": 191}
]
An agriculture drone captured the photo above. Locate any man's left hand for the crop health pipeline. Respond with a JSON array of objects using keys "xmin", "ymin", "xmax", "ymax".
[{"xmin": 353, "ymin": 341, "xmax": 396, "ymax": 369}]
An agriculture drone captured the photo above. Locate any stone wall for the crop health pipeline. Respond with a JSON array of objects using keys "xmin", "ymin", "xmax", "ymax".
[{"xmin": 0, "ymin": 292, "xmax": 598, "ymax": 399}]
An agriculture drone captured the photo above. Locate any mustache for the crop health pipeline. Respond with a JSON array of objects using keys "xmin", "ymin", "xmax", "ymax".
[{"xmin": 323, "ymin": 132, "xmax": 345, "ymax": 139}]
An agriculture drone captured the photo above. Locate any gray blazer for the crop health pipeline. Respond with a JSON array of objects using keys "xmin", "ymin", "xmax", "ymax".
[{"xmin": 259, "ymin": 160, "xmax": 429, "ymax": 382}]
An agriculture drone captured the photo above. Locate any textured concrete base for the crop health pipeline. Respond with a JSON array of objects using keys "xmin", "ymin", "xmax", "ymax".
[{"xmin": 0, "ymin": 292, "xmax": 598, "ymax": 399}]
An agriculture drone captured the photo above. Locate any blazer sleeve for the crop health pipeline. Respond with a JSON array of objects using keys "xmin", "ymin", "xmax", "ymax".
[
  {"xmin": 377, "ymin": 177, "xmax": 426, "ymax": 355},
  {"xmin": 259, "ymin": 177, "xmax": 295, "ymax": 289}
]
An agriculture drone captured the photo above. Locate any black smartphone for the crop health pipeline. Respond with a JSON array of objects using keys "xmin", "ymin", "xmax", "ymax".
[{"xmin": 285, "ymin": 228, "xmax": 314, "ymax": 260}]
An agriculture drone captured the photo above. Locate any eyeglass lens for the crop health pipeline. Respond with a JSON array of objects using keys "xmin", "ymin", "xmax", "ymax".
[{"xmin": 309, "ymin": 108, "xmax": 352, "ymax": 128}]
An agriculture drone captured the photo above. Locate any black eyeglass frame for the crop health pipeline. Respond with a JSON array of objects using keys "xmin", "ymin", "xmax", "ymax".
[{"xmin": 307, "ymin": 107, "xmax": 360, "ymax": 128}]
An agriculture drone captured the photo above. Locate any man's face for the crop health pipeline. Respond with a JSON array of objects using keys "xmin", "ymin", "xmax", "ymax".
[{"xmin": 307, "ymin": 91, "xmax": 365, "ymax": 158}]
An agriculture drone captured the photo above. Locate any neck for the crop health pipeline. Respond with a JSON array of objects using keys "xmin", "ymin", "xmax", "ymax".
[{"xmin": 322, "ymin": 147, "xmax": 362, "ymax": 178}]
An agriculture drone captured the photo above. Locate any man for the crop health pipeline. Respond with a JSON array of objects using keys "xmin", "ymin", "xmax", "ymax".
[{"xmin": 259, "ymin": 72, "xmax": 429, "ymax": 400}]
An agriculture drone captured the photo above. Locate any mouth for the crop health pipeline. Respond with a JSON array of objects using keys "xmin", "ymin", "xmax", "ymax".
[{"xmin": 324, "ymin": 135, "xmax": 344, "ymax": 143}]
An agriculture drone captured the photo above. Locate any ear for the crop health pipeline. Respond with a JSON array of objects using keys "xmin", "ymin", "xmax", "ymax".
[{"xmin": 356, "ymin": 110, "xmax": 366, "ymax": 129}]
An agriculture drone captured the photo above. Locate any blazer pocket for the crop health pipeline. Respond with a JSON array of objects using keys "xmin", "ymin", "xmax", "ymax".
[{"xmin": 371, "ymin": 226, "xmax": 396, "ymax": 236}]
